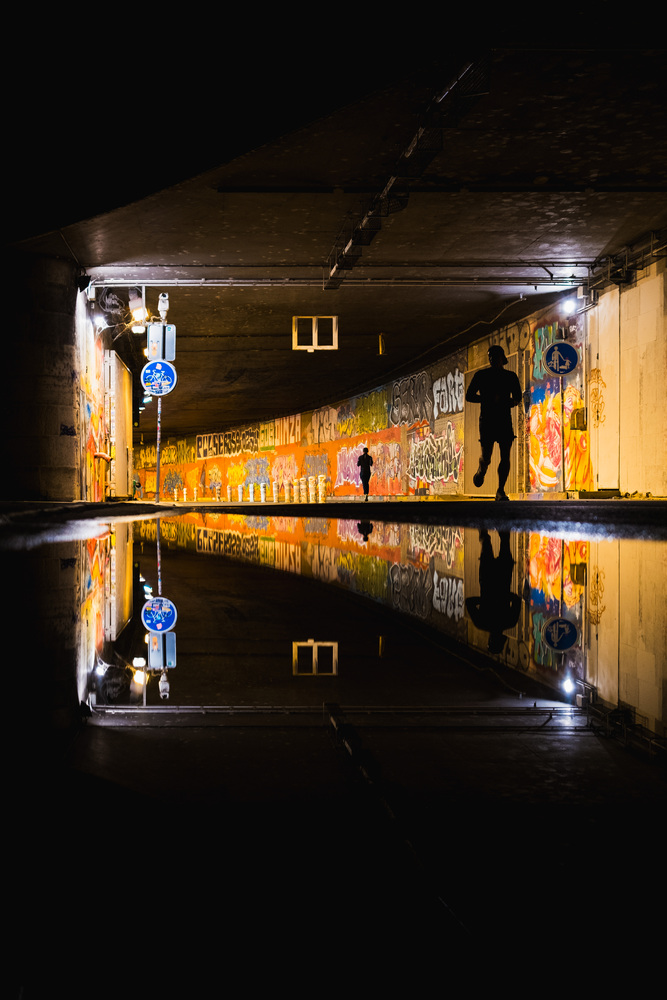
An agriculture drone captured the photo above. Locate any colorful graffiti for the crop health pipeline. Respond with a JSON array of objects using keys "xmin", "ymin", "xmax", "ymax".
[
  {"xmin": 528, "ymin": 532, "xmax": 587, "ymax": 676},
  {"xmin": 408, "ymin": 423, "xmax": 463, "ymax": 488},
  {"xmin": 81, "ymin": 333, "xmax": 106, "ymax": 501},
  {"xmin": 528, "ymin": 320, "xmax": 593, "ymax": 492},
  {"xmin": 133, "ymin": 303, "xmax": 596, "ymax": 500},
  {"xmin": 529, "ymin": 379, "xmax": 562, "ymax": 490}
]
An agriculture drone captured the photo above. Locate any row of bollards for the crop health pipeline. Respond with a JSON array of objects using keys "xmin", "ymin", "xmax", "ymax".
[{"xmin": 172, "ymin": 475, "xmax": 327, "ymax": 503}]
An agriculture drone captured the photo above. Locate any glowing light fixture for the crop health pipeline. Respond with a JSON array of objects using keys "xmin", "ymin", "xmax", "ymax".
[{"xmin": 562, "ymin": 676, "xmax": 575, "ymax": 695}]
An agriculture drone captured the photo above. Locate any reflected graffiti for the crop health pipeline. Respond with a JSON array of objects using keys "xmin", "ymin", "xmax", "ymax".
[
  {"xmin": 410, "ymin": 524, "xmax": 464, "ymax": 567},
  {"xmin": 433, "ymin": 571, "xmax": 465, "ymax": 621},
  {"xmin": 389, "ymin": 562, "xmax": 433, "ymax": 618}
]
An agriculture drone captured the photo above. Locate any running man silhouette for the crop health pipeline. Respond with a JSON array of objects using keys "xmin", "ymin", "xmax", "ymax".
[
  {"xmin": 465, "ymin": 345, "xmax": 522, "ymax": 501},
  {"xmin": 465, "ymin": 529, "xmax": 521, "ymax": 652},
  {"xmin": 357, "ymin": 447, "xmax": 373, "ymax": 501}
]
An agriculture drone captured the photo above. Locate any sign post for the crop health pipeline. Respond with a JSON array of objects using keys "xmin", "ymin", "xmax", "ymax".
[
  {"xmin": 141, "ymin": 358, "xmax": 177, "ymax": 503},
  {"xmin": 543, "ymin": 342, "xmax": 579, "ymax": 493}
]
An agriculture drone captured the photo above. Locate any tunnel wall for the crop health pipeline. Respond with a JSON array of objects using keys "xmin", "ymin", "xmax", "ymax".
[
  {"xmin": 3, "ymin": 253, "xmax": 81, "ymax": 500},
  {"xmin": 134, "ymin": 265, "xmax": 665, "ymax": 500},
  {"xmin": 134, "ymin": 296, "xmax": 593, "ymax": 500}
]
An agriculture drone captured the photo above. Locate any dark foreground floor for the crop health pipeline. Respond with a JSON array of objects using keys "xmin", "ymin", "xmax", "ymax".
[
  {"xmin": 6, "ymin": 498, "xmax": 666, "ymax": 990},
  {"xmin": 12, "ymin": 711, "xmax": 666, "ymax": 986}
]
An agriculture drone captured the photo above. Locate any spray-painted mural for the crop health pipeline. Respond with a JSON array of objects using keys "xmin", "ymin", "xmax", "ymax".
[
  {"xmin": 80, "ymin": 329, "xmax": 107, "ymax": 501},
  {"xmin": 134, "ymin": 304, "xmax": 595, "ymax": 500},
  {"xmin": 528, "ymin": 321, "xmax": 593, "ymax": 492}
]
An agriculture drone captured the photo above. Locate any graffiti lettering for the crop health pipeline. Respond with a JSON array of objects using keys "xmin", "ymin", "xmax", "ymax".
[
  {"xmin": 432, "ymin": 571, "xmax": 464, "ymax": 620},
  {"xmin": 371, "ymin": 441, "xmax": 402, "ymax": 489},
  {"xmin": 163, "ymin": 469, "xmax": 184, "ymax": 494},
  {"xmin": 271, "ymin": 516, "xmax": 297, "ymax": 534},
  {"xmin": 337, "ymin": 519, "xmax": 365, "ymax": 544},
  {"xmin": 389, "ymin": 371, "xmax": 434, "ymax": 426},
  {"xmin": 409, "ymin": 525, "xmax": 464, "ymax": 567},
  {"xmin": 197, "ymin": 427, "xmax": 260, "ymax": 458},
  {"xmin": 389, "ymin": 562, "xmax": 433, "ymax": 619},
  {"xmin": 271, "ymin": 453, "xmax": 298, "ymax": 486},
  {"xmin": 433, "ymin": 369, "xmax": 464, "ymax": 417},
  {"xmin": 196, "ymin": 528, "xmax": 261, "ymax": 563},
  {"xmin": 259, "ymin": 421, "xmax": 275, "ymax": 450},
  {"xmin": 244, "ymin": 456, "xmax": 270, "ymax": 487},
  {"xmin": 355, "ymin": 390, "xmax": 388, "ymax": 433},
  {"xmin": 308, "ymin": 406, "xmax": 339, "ymax": 444},
  {"xmin": 197, "ymin": 434, "xmax": 221, "ymax": 459},
  {"xmin": 304, "ymin": 518, "xmax": 329, "ymax": 536},
  {"xmin": 304, "ymin": 543, "xmax": 338, "ymax": 583},
  {"xmin": 337, "ymin": 551, "xmax": 390, "ymax": 600},
  {"xmin": 275, "ymin": 413, "xmax": 301, "ymax": 448},
  {"xmin": 303, "ymin": 452, "xmax": 329, "ymax": 482},
  {"xmin": 408, "ymin": 424, "xmax": 462, "ymax": 485},
  {"xmin": 139, "ymin": 445, "xmax": 157, "ymax": 469},
  {"xmin": 335, "ymin": 444, "xmax": 364, "ymax": 488}
]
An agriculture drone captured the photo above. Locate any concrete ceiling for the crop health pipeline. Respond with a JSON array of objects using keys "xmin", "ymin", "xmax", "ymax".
[{"xmin": 13, "ymin": 47, "xmax": 667, "ymax": 441}]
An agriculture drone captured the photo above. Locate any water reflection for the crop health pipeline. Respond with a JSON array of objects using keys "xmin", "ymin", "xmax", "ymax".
[{"xmin": 62, "ymin": 511, "xmax": 664, "ymax": 737}]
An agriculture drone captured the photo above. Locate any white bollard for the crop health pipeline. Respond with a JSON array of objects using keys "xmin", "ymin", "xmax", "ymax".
[
  {"xmin": 226, "ymin": 485, "xmax": 231, "ymax": 502},
  {"xmin": 238, "ymin": 484, "xmax": 243, "ymax": 502},
  {"xmin": 284, "ymin": 481, "xmax": 291, "ymax": 503},
  {"xmin": 174, "ymin": 488, "xmax": 178, "ymax": 502},
  {"xmin": 273, "ymin": 481, "xmax": 279, "ymax": 503},
  {"xmin": 260, "ymin": 483, "xmax": 267, "ymax": 502},
  {"xmin": 249, "ymin": 483, "xmax": 255, "ymax": 503},
  {"xmin": 194, "ymin": 487, "xmax": 198, "ymax": 502},
  {"xmin": 183, "ymin": 487, "xmax": 187, "ymax": 502},
  {"xmin": 318, "ymin": 475, "xmax": 326, "ymax": 503},
  {"xmin": 293, "ymin": 478, "xmax": 300, "ymax": 503},
  {"xmin": 300, "ymin": 477, "xmax": 307, "ymax": 503},
  {"xmin": 308, "ymin": 476, "xmax": 316, "ymax": 503}
]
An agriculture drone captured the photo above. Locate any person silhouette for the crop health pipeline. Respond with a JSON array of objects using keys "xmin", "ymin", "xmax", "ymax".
[
  {"xmin": 356, "ymin": 520, "xmax": 374, "ymax": 542},
  {"xmin": 465, "ymin": 529, "xmax": 521, "ymax": 652},
  {"xmin": 357, "ymin": 447, "xmax": 373, "ymax": 501},
  {"xmin": 465, "ymin": 345, "xmax": 522, "ymax": 501}
]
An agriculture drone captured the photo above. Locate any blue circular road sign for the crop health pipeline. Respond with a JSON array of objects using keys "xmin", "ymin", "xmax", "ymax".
[
  {"xmin": 543, "ymin": 342, "xmax": 579, "ymax": 377},
  {"xmin": 141, "ymin": 360, "xmax": 178, "ymax": 396},
  {"xmin": 141, "ymin": 596, "xmax": 178, "ymax": 633},
  {"xmin": 542, "ymin": 616, "xmax": 578, "ymax": 651}
]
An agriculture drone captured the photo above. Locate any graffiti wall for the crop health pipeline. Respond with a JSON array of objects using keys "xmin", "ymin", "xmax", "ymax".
[
  {"xmin": 134, "ymin": 304, "xmax": 596, "ymax": 499},
  {"xmin": 528, "ymin": 320, "xmax": 593, "ymax": 492},
  {"xmin": 134, "ymin": 348, "xmax": 471, "ymax": 500},
  {"xmin": 79, "ymin": 320, "xmax": 107, "ymax": 502}
]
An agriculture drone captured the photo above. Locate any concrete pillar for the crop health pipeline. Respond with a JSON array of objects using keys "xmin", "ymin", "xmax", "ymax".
[{"xmin": 3, "ymin": 252, "xmax": 80, "ymax": 500}]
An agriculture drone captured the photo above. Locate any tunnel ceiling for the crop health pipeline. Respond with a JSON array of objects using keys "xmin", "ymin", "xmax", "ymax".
[{"xmin": 13, "ymin": 47, "xmax": 667, "ymax": 441}]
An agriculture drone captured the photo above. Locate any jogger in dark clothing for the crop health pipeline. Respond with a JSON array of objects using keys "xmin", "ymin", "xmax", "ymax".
[
  {"xmin": 466, "ymin": 345, "xmax": 522, "ymax": 501},
  {"xmin": 357, "ymin": 447, "xmax": 373, "ymax": 501}
]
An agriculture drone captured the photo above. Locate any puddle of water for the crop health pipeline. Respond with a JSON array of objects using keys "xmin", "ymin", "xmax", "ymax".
[{"xmin": 7, "ymin": 511, "xmax": 659, "ymax": 736}]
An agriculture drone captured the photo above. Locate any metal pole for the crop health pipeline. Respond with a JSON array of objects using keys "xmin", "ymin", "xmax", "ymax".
[
  {"xmin": 156, "ymin": 396, "xmax": 162, "ymax": 502},
  {"xmin": 157, "ymin": 517, "xmax": 162, "ymax": 597},
  {"xmin": 559, "ymin": 375, "xmax": 565, "ymax": 493}
]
